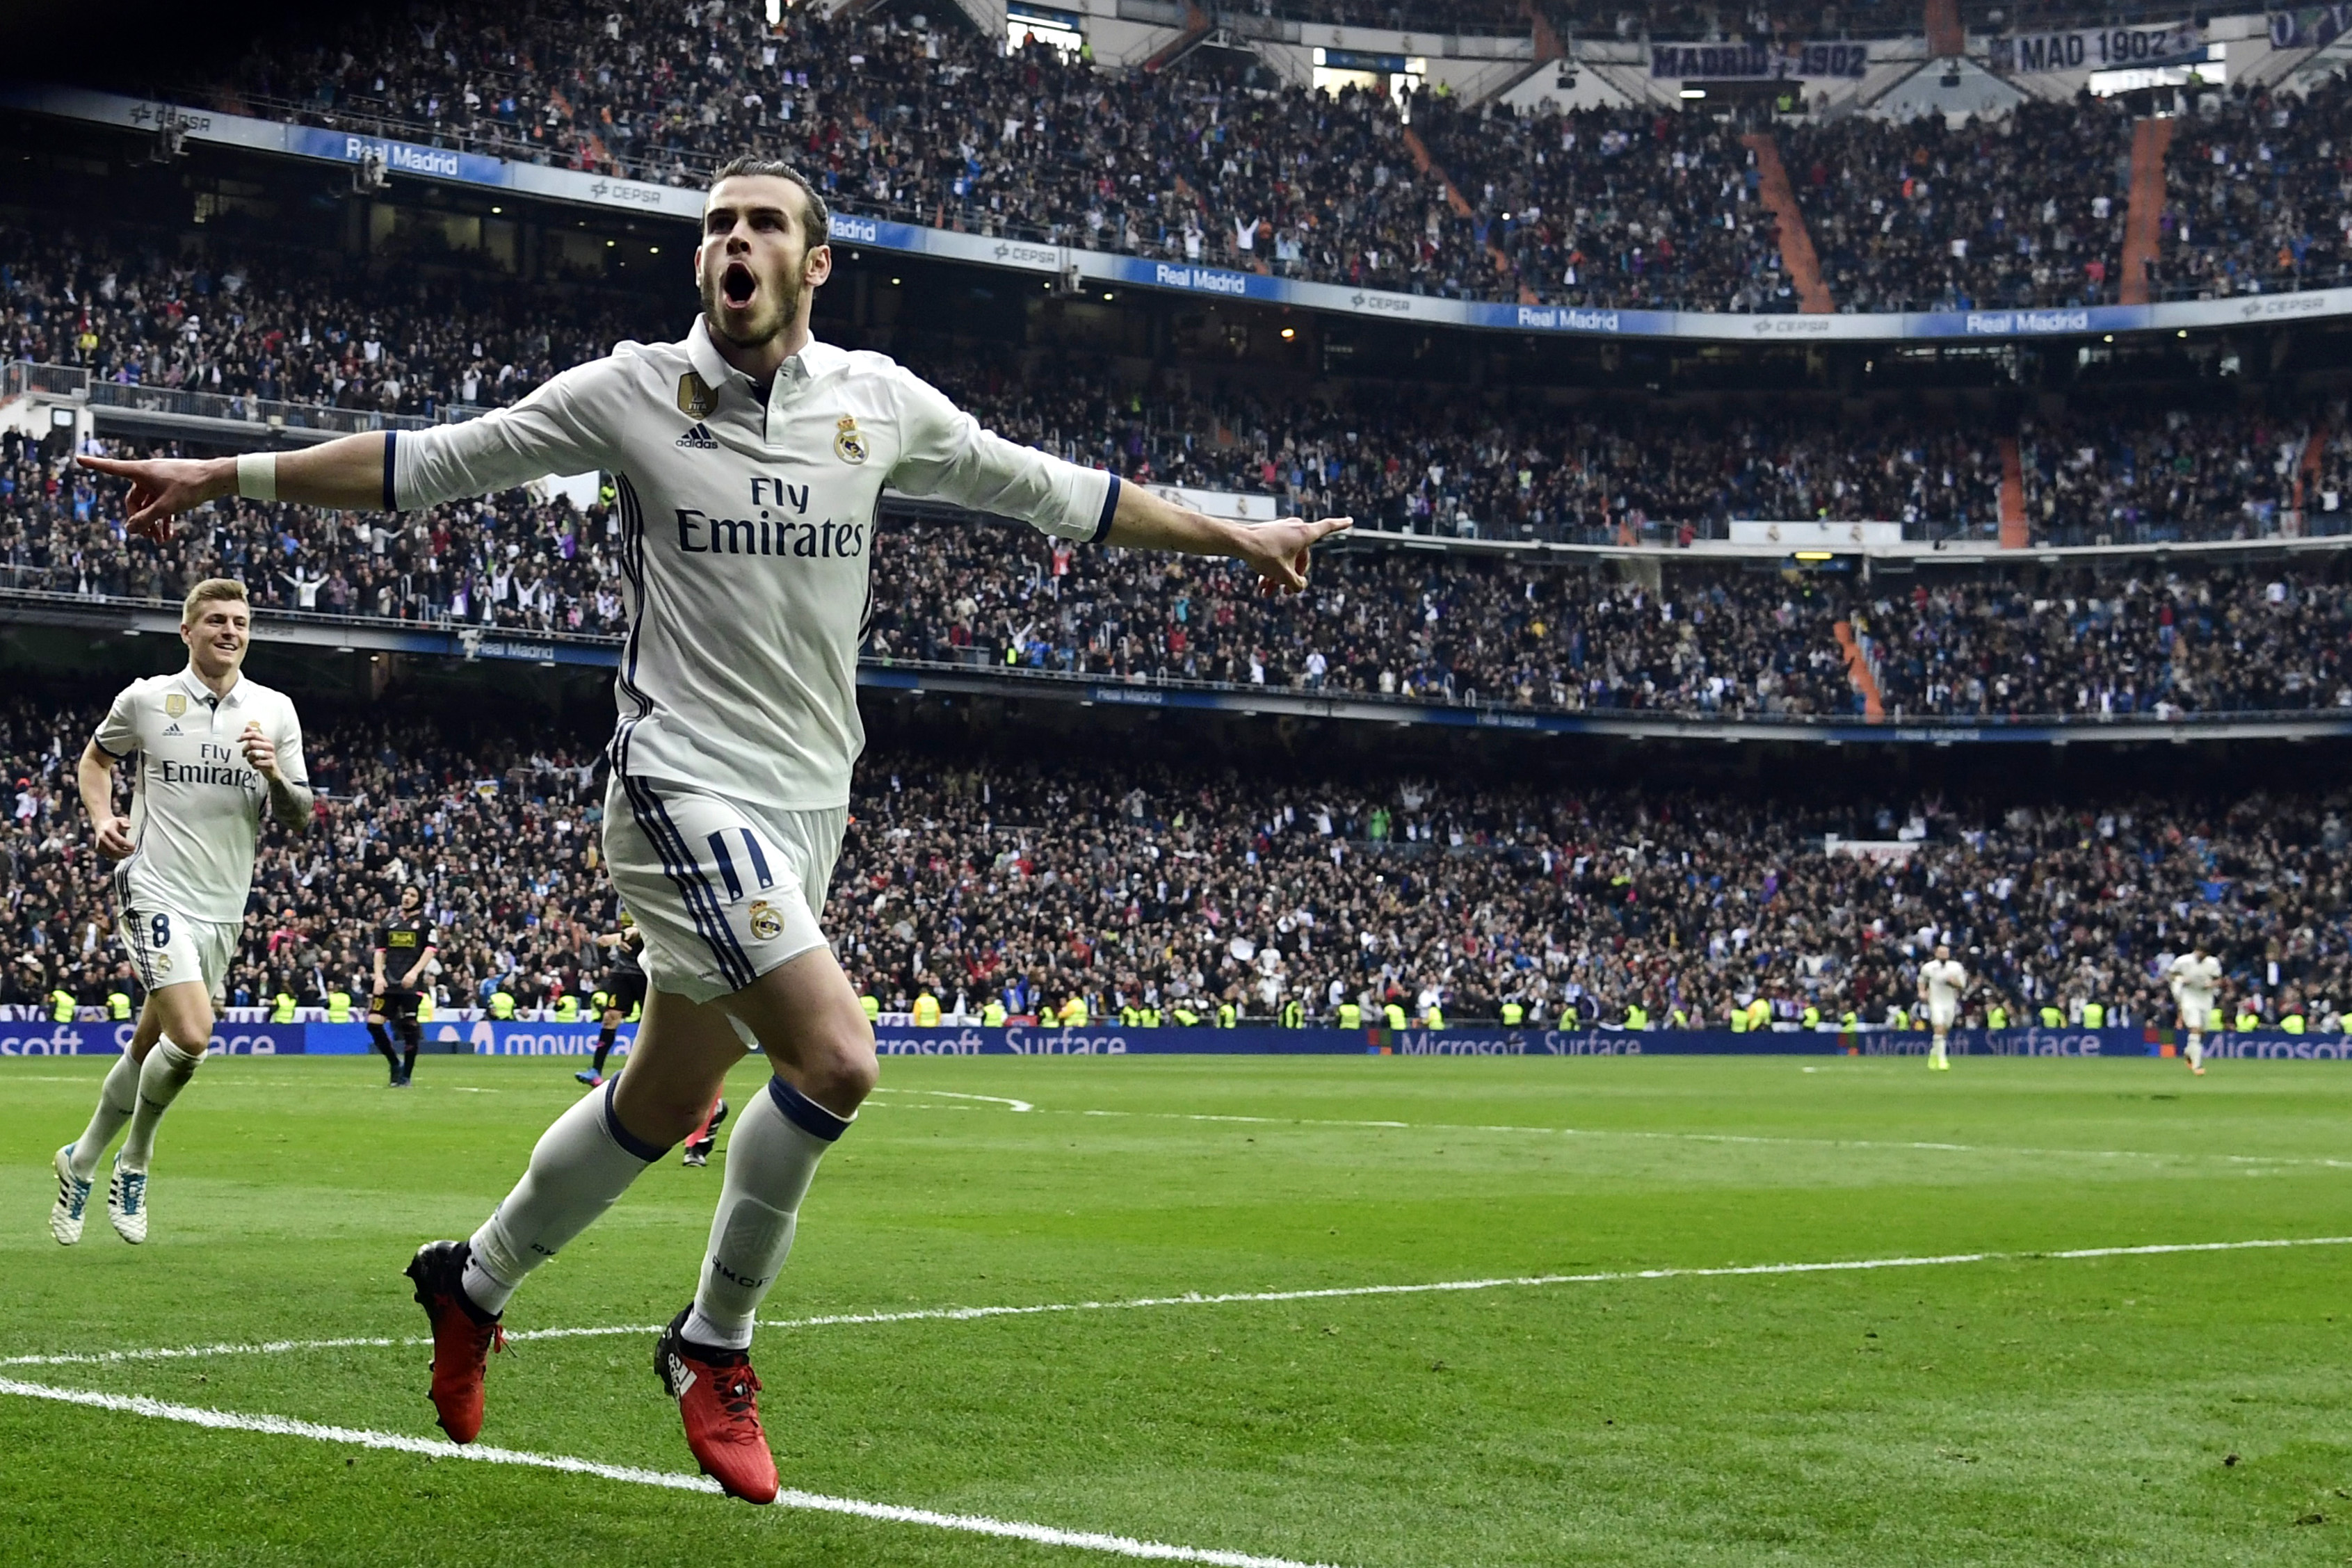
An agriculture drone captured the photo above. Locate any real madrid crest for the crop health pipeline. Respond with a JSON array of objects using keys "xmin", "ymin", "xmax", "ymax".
[
  {"xmin": 154, "ymin": 952, "xmax": 174, "ymax": 975},
  {"xmin": 748, "ymin": 900, "xmax": 784, "ymax": 941},
  {"xmin": 163, "ymin": 693, "xmax": 188, "ymax": 718},
  {"xmin": 677, "ymin": 371, "xmax": 717, "ymax": 421},
  {"xmin": 834, "ymin": 414, "xmax": 869, "ymax": 465}
]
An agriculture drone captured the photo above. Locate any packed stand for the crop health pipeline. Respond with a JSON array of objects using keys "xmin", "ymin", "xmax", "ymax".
[
  {"xmin": 1851, "ymin": 565, "xmax": 2352, "ymax": 721},
  {"xmin": 8, "ymin": 690, "xmax": 2351, "ymax": 1037},
  {"xmin": 1782, "ymin": 97, "xmax": 2136, "ymax": 312},
  {"xmin": 2157, "ymin": 76, "xmax": 2352, "ymax": 301},
  {"xmin": 0, "ymin": 222, "xmax": 657, "ymax": 420},
  {"xmin": 1412, "ymin": 97, "xmax": 1800, "ymax": 313},
  {"xmin": 196, "ymin": 2, "xmax": 1489, "ymax": 299},
  {"xmin": 9, "ymin": 421, "xmax": 2349, "ymax": 722},
  {"xmin": 120, "ymin": 0, "xmax": 2352, "ymax": 312},
  {"xmin": 2016, "ymin": 405, "xmax": 2343, "ymax": 547}
]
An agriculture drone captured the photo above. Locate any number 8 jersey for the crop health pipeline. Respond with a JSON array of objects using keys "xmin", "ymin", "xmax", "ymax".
[{"xmin": 93, "ymin": 667, "xmax": 309, "ymax": 926}]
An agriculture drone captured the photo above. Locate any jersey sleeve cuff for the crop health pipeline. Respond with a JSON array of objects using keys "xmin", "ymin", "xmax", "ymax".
[
  {"xmin": 382, "ymin": 430, "xmax": 399, "ymax": 511},
  {"xmin": 90, "ymin": 737, "xmax": 128, "ymax": 761},
  {"xmin": 1090, "ymin": 473, "xmax": 1121, "ymax": 544}
]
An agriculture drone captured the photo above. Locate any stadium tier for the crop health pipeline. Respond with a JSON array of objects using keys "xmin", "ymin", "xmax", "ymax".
[
  {"xmin": 6, "ymin": 690, "xmax": 2346, "ymax": 1034},
  {"xmin": 74, "ymin": 0, "xmax": 2352, "ymax": 312},
  {"xmin": 8, "ymin": 427, "xmax": 2352, "ymax": 725}
]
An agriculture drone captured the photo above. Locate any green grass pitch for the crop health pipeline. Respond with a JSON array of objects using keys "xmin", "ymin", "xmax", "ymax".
[{"xmin": 3, "ymin": 1052, "xmax": 2350, "ymax": 1567}]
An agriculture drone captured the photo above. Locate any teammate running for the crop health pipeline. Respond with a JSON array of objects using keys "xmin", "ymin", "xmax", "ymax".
[
  {"xmin": 369, "ymin": 884, "xmax": 437, "ymax": 1088},
  {"xmin": 1917, "ymin": 943, "xmax": 1967, "ymax": 1073},
  {"xmin": 2168, "ymin": 943, "xmax": 2223, "ymax": 1075},
  {"xmin": 77, "ymin": 156, "xmax": 1348, "ymax": 1502},
  {"xmin": 577, "ymin": 914, "xmax": 647, "ymax": 1087},
  {"xmin": 48, "ymin": 579, "xmax": 311, "ymax": 1246}
]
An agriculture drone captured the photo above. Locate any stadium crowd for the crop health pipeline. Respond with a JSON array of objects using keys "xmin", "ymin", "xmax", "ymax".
[
  {"xmin": 0, "ymin": 223, "xmax": 657, "ymax": 419},
  {"xmin": 2158, "ymin": 73, "xmax": 2352, "ymax": 302},
  {"xmin": 6, "ymin": 419, "xmax": 2349, "ymax": 722},
  {"xmin": 127, "ymin": 0, "xmax": 2352, "ymax": 312},
  {"xmin": 1783, "ymin": 97, "xmax": 2135, "ymax": 314},
  {"xmin": 4, "ymin": 690, "xmax": 2347, "ymax": 1037}
]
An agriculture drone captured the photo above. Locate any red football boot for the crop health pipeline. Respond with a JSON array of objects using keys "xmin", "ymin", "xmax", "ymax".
[
  {"xmin": 405, "ymin": 1240, "xmax": 504, "ymax": 1444},
  {"xmin": 654, "ymin": 1309, "xmax": 779, "ymax": 1503}
]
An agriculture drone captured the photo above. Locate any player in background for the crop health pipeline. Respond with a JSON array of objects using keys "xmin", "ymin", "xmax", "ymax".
[
  {"xmin": 369, "ymin": 884, "xmax": 437, "ymax": 1087},
  {"xmin": 1917, "ymin": 943, "xmax": 1967, "ymax": 1072},
  {"xmin": 682, "ymin": 1095, "xmax": 730, "ymax": 1167},
  {"xmin": 2168, "ymin": 943, "xmax": 2223, "ymax": 1075},
  {"xmin": 49, "ymin": 579, "xmax": 311, "ymax": 1246},
  {"xmin": 577, "ymin": 914, "xmax": 647, "ymax": 1087},
  {"xmin": 76, "ymin": 156, "xmax": 1346, "ymax": 1501}
]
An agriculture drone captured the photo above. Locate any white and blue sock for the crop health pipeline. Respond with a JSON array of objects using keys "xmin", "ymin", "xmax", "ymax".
[
  {"xmin": 464, "ymin": 1078, "xmax": 669, "ymax": 1315},
  {"xmin": 119, "ymin": 1038, "xmax": 203, "ymax": 1172},
  {"xmin": 684, "ymin": 1078, "xmax": 851, "ymax": 1350},
  {"xmin": 67, "ymin": 1052, "xmax": 142, "ymax": 1182}
]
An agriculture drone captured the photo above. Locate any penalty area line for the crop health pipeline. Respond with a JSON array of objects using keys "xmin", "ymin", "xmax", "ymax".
[
  {"xmin": 8, "ymin": 1234, "xmax": 2351, "ymax": 1371},
  {"xmin": 0, "ymin": 1377, "xmax": 1339, "ymax": 1568}
]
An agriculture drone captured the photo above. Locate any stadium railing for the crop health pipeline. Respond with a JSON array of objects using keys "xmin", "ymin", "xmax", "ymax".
[{"xmin": 5, "ymin": 362, "xmax": 439, "ymax": 438}]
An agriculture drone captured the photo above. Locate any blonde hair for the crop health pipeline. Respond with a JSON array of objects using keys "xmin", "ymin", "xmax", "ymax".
[{"xmin": 182, "ymin": 577, "xmax": 250, "ymax": 627}]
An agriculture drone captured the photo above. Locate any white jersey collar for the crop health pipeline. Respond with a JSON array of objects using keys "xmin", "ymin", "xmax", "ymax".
[
  {"xmin": 684, "ymin": 316, "xmax": 848, "ymax": 414},
  {"xmin": 175, "ymin": 665, "xmax": 244, "ymax": 710}
]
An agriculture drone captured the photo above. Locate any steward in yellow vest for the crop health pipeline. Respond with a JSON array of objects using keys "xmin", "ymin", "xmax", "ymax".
[
  {"xmin": 1337, "ymin": 1001, "xmax": 1362, "ymax": 1029},
  {"xmin": 915, "ymin": 992, "xmax": 943, "ymax": 1026}
]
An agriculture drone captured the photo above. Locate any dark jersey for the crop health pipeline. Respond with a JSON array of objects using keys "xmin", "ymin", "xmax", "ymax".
[
  {"xmin": 607, "ymin": 933, "xmax": 644, "ymax": 976},
  {"xmin": 377, "ymin": 918, "xmax": 436, "ymax": 987}
]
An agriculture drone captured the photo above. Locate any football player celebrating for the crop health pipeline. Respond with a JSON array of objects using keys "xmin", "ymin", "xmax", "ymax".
[
  {"xmin": 49, "ymin": 579, "xmax": 310, "ymax": 1246},
  {"xmin": 370, "ymin": 884, "xmax": 437, "ymax": 1087},
  {"xmin": 78, "ymin": 156, "xmax": 1347, "ymax": 1501},
  {"xmin": 1917, "ymin": 943, "xmax": 1967, "ymax": 1072},
  {"xmin": 2168, "ymin": 942, "xmax": 2223, "ymax": 1076}
]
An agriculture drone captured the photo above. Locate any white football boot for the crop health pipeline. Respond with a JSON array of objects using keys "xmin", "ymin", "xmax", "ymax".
[
  {"xmin": 50, "ymin": 1145, "xmax": 91, "ymax": 1245},
  {"xmin": 107, "ymin": 1154, "xmax": 149, "ymax": 1245}
]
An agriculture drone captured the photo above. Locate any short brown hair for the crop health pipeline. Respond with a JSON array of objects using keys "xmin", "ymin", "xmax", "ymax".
[
  {"xmin": 708, "ymin": 155, "xmax": 830, "ymax": 253},
  {"xmin": 182, "ymin": 577, "xmax": 249, "ymax": 627}
]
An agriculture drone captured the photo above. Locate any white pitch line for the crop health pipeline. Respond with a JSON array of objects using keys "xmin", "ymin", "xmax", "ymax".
[
  {"xmin": 9, "ymin": 1235, "xmax": 2347, "ymax": 1371},
  {"xmin": 871, "ymin": 1087, "xmax": 1036, "ymax": 1113},
  {"xmin": 0, "ymin": 1378, "xmax": 1334, "ymax": 1568}
]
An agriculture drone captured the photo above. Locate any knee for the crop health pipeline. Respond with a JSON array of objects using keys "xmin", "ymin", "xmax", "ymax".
[{"xmin": 796, "ymin": 1017, "xmax": 878, "ymax": 1114}]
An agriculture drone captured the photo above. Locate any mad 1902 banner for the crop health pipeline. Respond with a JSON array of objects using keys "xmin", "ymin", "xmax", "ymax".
[{"xmin": 4, "ymin": 1022, "xmax": 2350, "ymax": 1061}]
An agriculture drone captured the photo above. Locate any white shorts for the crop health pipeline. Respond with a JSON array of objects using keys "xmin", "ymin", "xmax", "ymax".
[
  {"xmin": 2177, "ymin": 998, "xmax": 2215, "ymax": 1032},
  {"xmin": 602, "ymin": 774, "xmax": 845, "ymax": 1005},
  {"xmin": 115, "ymin": 897, "xmax": 237, "ymax": 1000},
  {"xmin": 1928, "ymin": 1001, "xmax": 1958, "ymax": 1031}
]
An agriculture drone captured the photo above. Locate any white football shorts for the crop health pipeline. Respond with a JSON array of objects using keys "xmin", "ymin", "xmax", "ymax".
[
  {"xmin": 115, "ymin": 894, "xmax": 238, "ymax": 1000},
  {"xmin": 2177, "ymin": 996, "xmax": 2216, "ymax": 1032},
  {"xmin": 601, "ymin": 774, "xmax": 845, "ymax": 1005},
  {"xmin": 1928, "ymin": 1000, "xmax": 1958, "ymax": 1031}
]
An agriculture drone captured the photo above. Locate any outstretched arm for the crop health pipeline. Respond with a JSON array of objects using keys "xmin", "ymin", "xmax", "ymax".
[
  {"xmin": 79, "ymin": 434, "xmax": 394, "ymax": 540},
  {"xmin": 1103, "ymin": 484, "xmax": 1352, "ymax": 594}
]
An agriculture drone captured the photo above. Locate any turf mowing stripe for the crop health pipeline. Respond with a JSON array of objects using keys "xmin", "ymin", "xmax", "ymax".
[
  {"xmin": 0, "ymin": 1377, "xmax": 1340, "ymax": 1568},
  {"xmin": 10, "ymin": 1234, "xmax": 2349, "ymax": 1370},
  {"xmin": 1065, "ymin": 1108, "xmax": 2352, "ymax": 1167}
]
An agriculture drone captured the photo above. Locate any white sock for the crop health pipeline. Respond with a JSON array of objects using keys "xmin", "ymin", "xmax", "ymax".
[
  {"xmin": 1930, "ymin": 1035, "xmax": 1947, "ymax": 1065},
  {"xmin": 67, "ymin": 1053, "xmax": 142, "ymax": 1181},
  {"xmin": 465, "ymin": 1080, "xmax": 668, "ymax": 1316},
  {"xmin": 2186, "ymin": 1033, "xmax": 2203, "ymax": 1067},
  {"xmin": 686, "ymin": 1078, "xmax": 851, "ymax": 1350},
  {"xmin": 119, "ymin": 1039, "xmax": 202, "ymax": 1172}
]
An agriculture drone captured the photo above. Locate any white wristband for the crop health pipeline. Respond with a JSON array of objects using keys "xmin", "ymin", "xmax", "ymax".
[{"xmin": 235, "ymin": 451, "xmax": 278, "ymax": 503}]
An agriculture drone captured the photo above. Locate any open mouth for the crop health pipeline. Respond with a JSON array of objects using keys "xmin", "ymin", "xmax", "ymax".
[{"xmin": 721, "ymin": 261, "xmax": 757, "ymax": 308}]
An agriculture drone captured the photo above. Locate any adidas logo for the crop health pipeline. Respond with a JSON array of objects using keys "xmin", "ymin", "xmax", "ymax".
[
  {"xmin": 675, "ymin": 422, "xmax": 719, "ymax": 449},
  {"xmin": 161, "ymin": 723, "xmax": 182, "ymax": 735},
  {"xmin": 666, "ymin": 1351, "xmax": 697, "ymax": 1398}
]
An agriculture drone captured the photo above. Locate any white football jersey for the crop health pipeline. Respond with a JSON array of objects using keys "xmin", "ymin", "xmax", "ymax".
[
  {"xmin": 2169, "ymin": 953, "xmax": 2223, "ymax": 1001},
  {"xmin": 392, "ymin": 319, "xmax": 1118, "ymax": 811},
  {"xmin": 1921, "ymin": 958, "xmax": 1967, "ymax": 1007},
  {"xmin": 93, "ymin": 668, "xmax": 308, "ymax": 924}
]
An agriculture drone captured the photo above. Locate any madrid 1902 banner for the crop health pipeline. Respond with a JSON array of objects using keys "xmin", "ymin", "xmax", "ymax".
[
  {"xmin": 1991, "ymin": 21, "xmax": 2203, "ymax": 72},
  {"xmin": 1648, "ymin": 42, "xmax": 1869, "ymax": 79}
]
